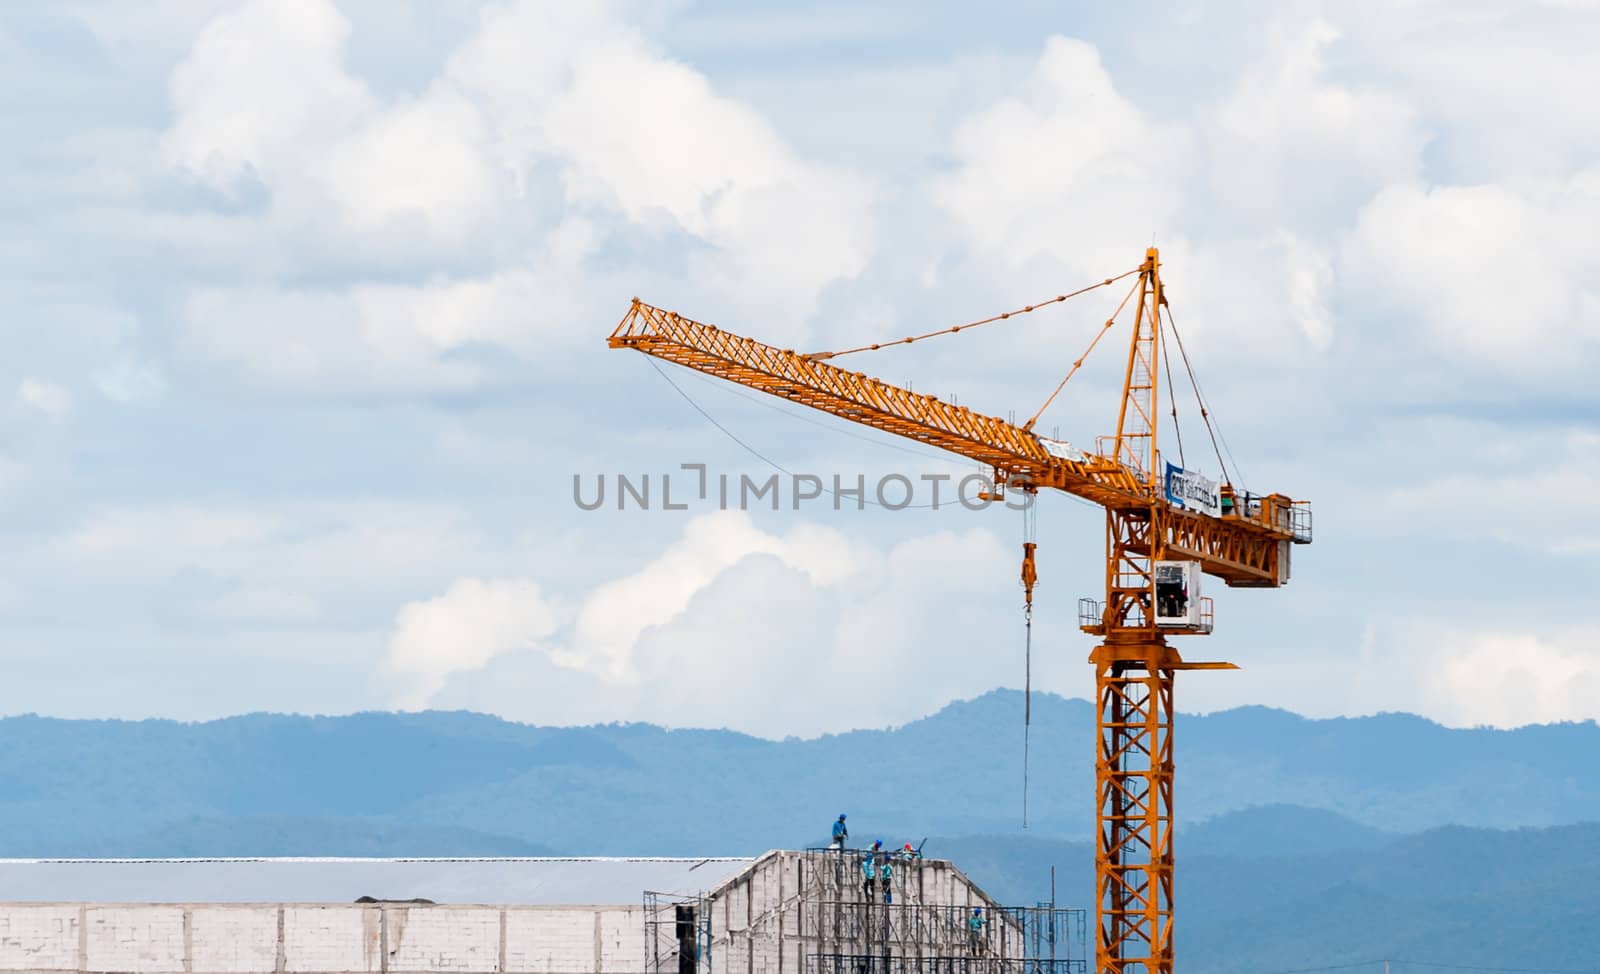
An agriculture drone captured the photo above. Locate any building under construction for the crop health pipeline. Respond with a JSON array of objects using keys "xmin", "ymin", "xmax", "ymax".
[{"xmin": 0, "ymin": 850, "xmax": 1082, "ymax": 974}]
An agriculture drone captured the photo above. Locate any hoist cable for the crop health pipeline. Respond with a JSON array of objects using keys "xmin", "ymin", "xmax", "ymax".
[
  {"xmin": 642, "ymin": 356, "xmax": 949, "ymax": 509},
  {"xmin": 1020, "ymin": 497, "xmax": 1038, "ymax": 830},
  {"xmin": 1023, "ymin": 601, "xmax": 1032, "ymax": 830}
]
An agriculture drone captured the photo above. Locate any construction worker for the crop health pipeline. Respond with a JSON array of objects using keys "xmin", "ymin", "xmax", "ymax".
[
  {"xmin": 861, "ymin": 846, "xmax": 877, "ymax": 899},
  {"xmin": 879, "ymin": 855, "xmax": 894, "ymax": 904},
  {"xmin": 900, "ymin": 842, "xmax": 919, "ymax": 862},
  {"xmin": 831, "ymin": 814, "xmax": 848, "ymax": 850},
  {"xmin": 967, "ymin": 908, "xmax": 986, "ymax": 954}
]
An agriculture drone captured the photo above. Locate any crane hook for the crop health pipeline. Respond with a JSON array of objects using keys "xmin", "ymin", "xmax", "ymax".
[{"xmin": 1021, "ymin": 541, "xmax": 1038, "ymax": 609}]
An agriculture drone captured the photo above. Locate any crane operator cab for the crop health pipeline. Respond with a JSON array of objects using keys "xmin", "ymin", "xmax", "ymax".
[{"xmin": 1154, "ymin": 560, "xmax": 1203, "ymax": 628}]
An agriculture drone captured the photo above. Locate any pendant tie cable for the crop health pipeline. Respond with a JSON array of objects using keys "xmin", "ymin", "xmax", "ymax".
[
  {"xmin": 804, "ymin": 267, "xmax": 1141, "ymax": 361},
  {"xmin": 1021, "ymin": 274, "xmax": 1143, "ymax": 432},
  {"xmin": 1161, "ymin": 303, "xmax": 1243, "ymax": 489},
  {"xmin": 1158, "ymin": 305, "xmax": 1186, "ymax": 468}
]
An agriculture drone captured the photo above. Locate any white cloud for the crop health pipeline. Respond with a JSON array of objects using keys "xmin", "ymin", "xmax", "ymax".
[
  {"xmin": 162, "ymin": 0, "xmax": 375, "ymax": 193},
  {"xmin": 16, "ymin": 378, "xmax": 73, "ymax": 419},
  {"xmin": 1342, "ymin": 173, "xmax": 1600, "ymax": 372},
  {"xmin": 1207, "ymin": 18, "xmax": 1420, "ymax": 224},
  {"xmin": 155, "ymin": 0, "xmax": 875, "ymax": 395},
  {"xmin": 386, "ymin": 577, "xmax": 563, "ymax": 708},
  {"xmin": 1375, "ymin": 429, "xmax": 1600, "ymax": 555},
  {"xmin": 177, "ymin": 216, "xmax": 603, "ymax": 392},
  {"xmin": 931, "ymin": 36, "xmax": 1185, "ymax": 278},
  {"xmin": 447, "ymin": 0, "xmax": 875, "ymax": 328},
  {"xmin": 557, "ymin": 510, "xmax": 873, "ymax": 681},
  {"xmin": 928, "ymin": 33, "xmax": 1347, "ymax": 369},
  {"xmin": 395, "ymin": 511, "xmax": 1020, "ymax": 735},
  {"xmin": 1356, "ymin": 618, "xmax": 1600, "ymax": 729},
  {"xmin": 54, "ymin": 501, "xmax": 501, "ymax": 601},
  {"xmin": 314, "ymin": 87, "xmax": 500, "ymax": 246},
  {"xmin": 1351, "ymin": 3, "xmax": 1599, "ymax": 181},
  {"xmin": 1423, "ymin": 626, "xmax": 1600, "ymax": 728}
]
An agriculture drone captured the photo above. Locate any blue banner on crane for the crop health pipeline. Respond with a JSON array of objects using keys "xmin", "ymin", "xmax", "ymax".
[{"xmin": 1164, "ymin": 462, "xmax": 1221, "ymax": 517}]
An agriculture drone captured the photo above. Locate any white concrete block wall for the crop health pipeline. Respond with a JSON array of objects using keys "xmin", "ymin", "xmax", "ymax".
[
  {"xmin": 283, "ymin": 906, "xmax": 380, "ymax": 974},
  {"xmin": 388, "ymin": 909, "xmax": 499, "ymax": 974},
  {"xmin": 596, "ymin": 909, "xmax": 643, "ymax": 974},
  {"xmin": 189, "ymin": 908, "xmax": 278, "ymax": 973},
  {"xmin": 503, "ymin": 908, "xmax": 595, "ymax": 974},
  {"xmin": 84, "ymin": 906, "xmax": 185, "ymax": 974},
  {"xmin": 0, "ymin": 906, "xmax": 78, "ymax": 972},
  {"xmin": 750, "ymin": 933, "xmax": 778, "ymax": 974}
]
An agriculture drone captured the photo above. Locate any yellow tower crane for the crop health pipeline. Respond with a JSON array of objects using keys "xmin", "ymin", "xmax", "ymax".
[{"xmin": 607, "ymin": 248, "xmax": 1312, "ymax": 974}]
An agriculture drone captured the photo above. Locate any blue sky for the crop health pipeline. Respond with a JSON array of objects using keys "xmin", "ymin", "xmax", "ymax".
[{"xmin": 1, "ymin": 0, "xmax": 1596, "ymax": 735}]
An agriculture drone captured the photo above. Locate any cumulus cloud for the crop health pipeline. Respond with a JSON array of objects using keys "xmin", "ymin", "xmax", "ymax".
[
  {"xmin": 1424, "ymin": 627, "xmax": 1600, "ymax": 728},
  {"xmin": 16, "ymin": 378, "xmax": 73, "ymax": 419},
  {"xmin": 386, "ymin": 577, "xmax": 563, "ymax": 708},
  {"xmin": 162, "ymin": 0, "xmax": 501, "ymax": 250},
  {"xmin": 1341, "ymin": 173, "xmax": 1600, "ymax": 373},
  {"xmin": 162, "ymin": 0, "xmax": 372, "ymax": 188},
  {"xmin": 1374, "ymin": 428, "xmax": 1600, "ymax": 554},
  {"xmin": 392, "ymin": 511, "xmax": 1019, "ymax": 735},
  {"xmin": 931, "ymin": 36, "xmax": 1185, "ymax": 279},
  {"xmin": 157, "ymin": 0, "xmax": 875, "ymax": 394},
  {"xmin": 929, "ymin": 31, "xmax": 1349, "ymax": 369},
  {"xmin": 1207, "ymin": 18, "xmax": 1420, "ymax": 225},
  {"xmin": 449, "ymin": 1, "xmax": 874, "ymax": 323},
  {"xmin": 54, "ymin": 500, "xmax": 500, "ymax": 601},
  {"xmin": 558, "ymin": 511, "xmax": 871, "ymax": 680},
  {"xmin": 1356, "ymin": 619, "xmax": 1600, "ymax": 729},
  {"xmin": 178, "ymin": 218, "xmax": 602, "ymax": 392}
]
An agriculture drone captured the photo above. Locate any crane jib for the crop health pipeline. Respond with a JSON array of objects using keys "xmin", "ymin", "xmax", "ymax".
[{"xmin": 609, "ymin": 298, "xmax": 1303, "ymax": 587}]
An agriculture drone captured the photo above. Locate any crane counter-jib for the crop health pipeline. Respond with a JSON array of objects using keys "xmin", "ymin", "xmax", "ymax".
[{"xmin": 609, "ymin": 298, "xmax": 1305, "ymax": 588}]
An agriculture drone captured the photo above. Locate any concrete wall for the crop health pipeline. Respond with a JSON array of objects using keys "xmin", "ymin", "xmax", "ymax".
[{"xmin": 0, "ymin": 904, "xmax": 646, "ymax": 974}]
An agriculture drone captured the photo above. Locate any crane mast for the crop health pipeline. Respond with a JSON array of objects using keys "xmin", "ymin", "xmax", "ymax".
[
  {"xmin": 607, "ymin": 248, "xmax": 1312, "ymax": 974},
  {"xmin": 1093, "ymin": 250, "xmax": 1210, "ymax": 974}
]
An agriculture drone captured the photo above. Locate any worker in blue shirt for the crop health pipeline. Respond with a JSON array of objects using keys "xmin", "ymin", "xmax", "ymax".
[
  {"xmin": 831, "ymin": 814, "xmax": 848, "ymax": 850},
  {"xmin": 861, "ymin": 845, "xmax": 878, "ymax": 899},
  {"xmin": 879, "ymin": 855, "xmax": 894, "ymax": 904},
  {"xmin": 967, "ymin": 908, "xmax": 986, "ymax": 953}
]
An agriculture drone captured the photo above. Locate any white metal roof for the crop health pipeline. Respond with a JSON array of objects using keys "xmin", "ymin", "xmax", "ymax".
[{"xmin": 0, "ymin": 857, "xmax": 755, "ymax": 906}]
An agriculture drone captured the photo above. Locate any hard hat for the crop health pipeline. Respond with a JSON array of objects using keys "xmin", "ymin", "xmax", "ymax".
[
  {"xmin": 904, "ymin": 843, "xmax": 913, "ymax": 850},
  {"xmin": 874, "ymin": 839, "xmax": 882, "ymax": 847},
  {"xmin": 839, "ymin": 813, "xmax": 847, "ymax": 819},
  {"xmin": 974, "ymin": 907, "xmax": 983, "ymax": 913}
]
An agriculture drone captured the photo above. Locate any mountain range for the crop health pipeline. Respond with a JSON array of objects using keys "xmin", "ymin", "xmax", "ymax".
[
  {"xmin": 3, "ymin": 690, "xmax": 1597, "ymax": 972},
  {"xmin": 3, "ymin": 690, "xmax": 1593, "ymax": 856}
]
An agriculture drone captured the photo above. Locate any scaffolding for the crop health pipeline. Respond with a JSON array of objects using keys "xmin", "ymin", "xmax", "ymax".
[
  {"xmin": 645, "ymin": 889, "xmax": 713, "ymax": 974},
  {"xmin": 796, "ymin": 850, "xmax": 1085, "ymax": 974},
  {"xmin": 642, "ymin": 850, "xmax": 1084, "ymax": 974}
]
